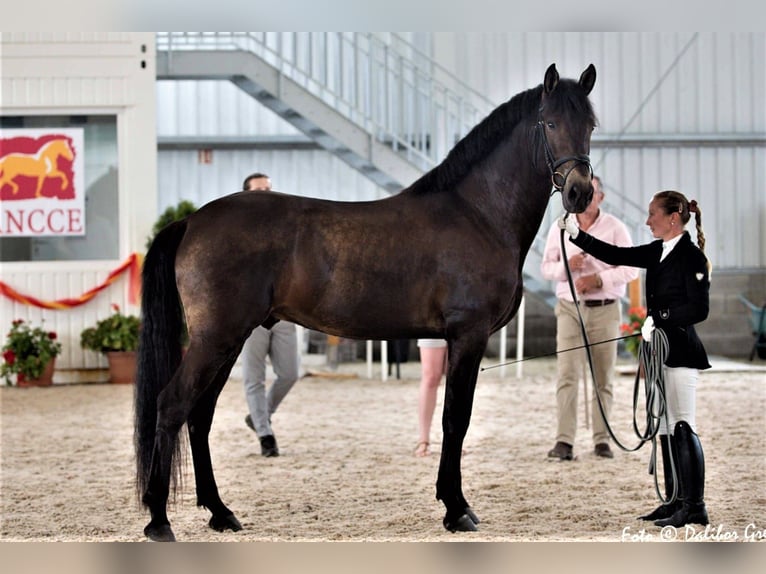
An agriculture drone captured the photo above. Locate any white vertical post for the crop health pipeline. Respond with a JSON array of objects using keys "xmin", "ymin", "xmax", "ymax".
[
  {"xmin": 516, "ymin": 294, "xmax": 525, "ymax": 379},
  {"xmin": 499, "ymin": 325, "xmax": 507, "ymax": 379},
  {"xmin": 366, "ymin": 340, "xmax": 373, "ymax": 379},
  {"xmin": 381, "ymin": 340, "xmax": 388, "ymax": 381},
  {"xmin": 296, "ymin": 325, "xmax": 305, "ymax": 376}
]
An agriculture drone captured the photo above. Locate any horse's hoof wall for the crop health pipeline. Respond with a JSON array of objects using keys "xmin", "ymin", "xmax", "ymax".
[
  {"xmin": 443, "ymin": 513, "xmax": 479, "ymax": 532},
  {"xmin": 144, "ymin": 523, "xmax": 176, "ymax": 542},
  {"xmin": 209, "ymin": 513, "xmax": 243, "ymax": 533},
  {"xmin": 465, "ymin": 507, "xmax": 481, "ymax": 525}
]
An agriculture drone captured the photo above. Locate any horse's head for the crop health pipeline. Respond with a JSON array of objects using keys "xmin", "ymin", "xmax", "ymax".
[
  {"xmin": 537, "ymin": 63, "xmax": 597, "ymax": 213},
  {"xmin": 47, "ymin": 139, "xmax": 74, "ymax": 162}
]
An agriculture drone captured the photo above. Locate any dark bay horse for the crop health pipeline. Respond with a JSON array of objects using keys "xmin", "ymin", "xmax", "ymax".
[{"xmin": 136, "ymin": 63, "xmax": 598, "ymax": 541}]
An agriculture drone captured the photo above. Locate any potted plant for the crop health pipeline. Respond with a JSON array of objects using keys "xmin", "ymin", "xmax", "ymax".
[
  {"xmin": 80, "ymin": 304, "xmax": 141, "ymax": 383},
  {"xmin": 1, "ymin": 319, "xmax": 62, "ymax": 386},
  {"xmin": 146, "ymin": 199, "xmax": 197, "ymax": 250},
  {"xmin": 621, "ymin": 306, "xmax": 647, "ymax": 359}
]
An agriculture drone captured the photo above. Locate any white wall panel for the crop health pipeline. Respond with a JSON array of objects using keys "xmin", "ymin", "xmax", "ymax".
[
  {"xmin": 1, "ymin": 264, "xmax": 136, "ymax": 373},
  {"xmin": 157, "ymin": 149, "xmax": 386, "ymax": 212},
  {"xmin": 157, "ymin": 80, "xmax": 302, "ymax": 137},
  {"xmin": 155, "ymin": 32, "xmax": 764, "ymax": 270}
]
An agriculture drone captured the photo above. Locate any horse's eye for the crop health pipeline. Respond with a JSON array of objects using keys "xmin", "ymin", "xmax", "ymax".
[{"xmin": 547, "ymin": 122, "xmax": 555, "ymax": 129}]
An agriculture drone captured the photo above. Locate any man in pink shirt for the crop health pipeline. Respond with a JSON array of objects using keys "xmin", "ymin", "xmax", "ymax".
[{"xmin": 540, "ymin": 175, "xmax": 638, "ymax": 460}]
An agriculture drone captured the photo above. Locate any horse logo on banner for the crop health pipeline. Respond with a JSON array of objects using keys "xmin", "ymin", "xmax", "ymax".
[{"xmin": 0, "ymin": 135, "xmax": 76, "ymax": 200}]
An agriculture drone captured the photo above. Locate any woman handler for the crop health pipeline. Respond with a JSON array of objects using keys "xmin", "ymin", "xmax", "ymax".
[{"xmin": 559, "ymin": 190, "xmax": 711, "ymax": 528}]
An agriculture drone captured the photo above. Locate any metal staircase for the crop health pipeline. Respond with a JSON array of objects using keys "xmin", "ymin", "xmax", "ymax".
[
  {"xmin": 156, "ymin": 32, "xmax": 493, "ymax": 192},
  {"xmin": 155, "ymin": 32, "xmax": 643, "ymax": 308}
]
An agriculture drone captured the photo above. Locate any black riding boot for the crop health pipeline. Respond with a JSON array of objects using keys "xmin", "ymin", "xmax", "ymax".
[
  {"xmin": 639, "ymin": 434, "xmax": 681, "ymax": 521},
  {"xmin": 654, "ymin": 421, "xmax": 709, "ymax": 527}
]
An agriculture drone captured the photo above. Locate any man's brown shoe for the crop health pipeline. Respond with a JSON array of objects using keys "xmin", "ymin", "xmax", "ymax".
[
  {"xmin": 547, "ymin": 441, "xmax": 573, "ymax": 460},
  {"xmin": 594, "ymin": 443, "xmax": 614, "ymax": 458}
]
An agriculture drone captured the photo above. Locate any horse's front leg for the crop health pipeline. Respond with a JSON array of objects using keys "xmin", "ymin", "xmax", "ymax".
[
  {"xmin": 436, "ymin": 332, "xmax": 487, "ymax": 532},
  {"xmin": 188, "ymin": 355, "xmax": 242, "ymax": 534}
]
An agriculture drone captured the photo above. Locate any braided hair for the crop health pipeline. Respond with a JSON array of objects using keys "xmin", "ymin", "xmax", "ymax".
[
  {"xmin": 653, "ymin": 191, "xmax": 706, "ymax": 251},
  {"xmin": 654, "ymin": 190, "xmax": 711, "ymax": 274}
]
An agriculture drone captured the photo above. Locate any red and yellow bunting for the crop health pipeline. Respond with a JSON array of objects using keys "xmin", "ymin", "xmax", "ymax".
[{"xmin": 0, "ymin": 253, "xmax": 143, "ymax": 310}]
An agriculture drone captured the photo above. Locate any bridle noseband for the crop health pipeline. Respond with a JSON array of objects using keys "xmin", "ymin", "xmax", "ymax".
[{"xmin": 536, "ymin": 109, "xmax": 592, "ymax": 193}]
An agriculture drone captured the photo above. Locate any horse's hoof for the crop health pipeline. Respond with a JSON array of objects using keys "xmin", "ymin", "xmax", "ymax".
[
  {"xmin": 144, "ymin": 522, "xmax": 176, "ymax": 542},
  {"xmin": 209, "ymin": 513, "xmax": 243, "ymax": 533},
  {"xmin": 443, "ymin": 513, "xmax": 479, "ymax": 532},
  {"xmin": 465, "ymin": 507, "xmax": 481, "ymax": 525}
]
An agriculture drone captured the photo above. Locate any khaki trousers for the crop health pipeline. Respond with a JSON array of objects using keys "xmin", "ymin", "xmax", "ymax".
[{"xmin": 554, "ymin": 299, "xmax": 619, "ymax": 447}]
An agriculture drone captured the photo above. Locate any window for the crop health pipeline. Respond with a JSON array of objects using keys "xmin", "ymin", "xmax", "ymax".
[{"xmin": 0, "ymin": 115, "xmax": 118, "ymax": 262}]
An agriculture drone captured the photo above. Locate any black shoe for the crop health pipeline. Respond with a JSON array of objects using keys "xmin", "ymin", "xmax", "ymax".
[
  {"xmin": 654, "ymin": 502, "xmax": 709, "ymax": 527},
  {"xmin": 547, "ymin": 441, "xmax": 573, "ymax": 460},
  {"xmin": 245, "ymin": 414, "xmax": 255, "ymax": 432},
  {"xmin": 259, "ymin": 434, "xmax": 279, "ymax": 457},
  {"xmin": 594, "ymin": 443, "xmax": 614, "ymax": 458},
  {"xmin": 639, "ymin": 501, "xmax": 681, "ymax": 521}
]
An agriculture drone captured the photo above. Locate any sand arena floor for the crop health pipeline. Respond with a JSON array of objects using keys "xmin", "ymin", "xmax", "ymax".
[{"xmin": 1, "ymin": 356, "xmax": 764, "ymax": 542}]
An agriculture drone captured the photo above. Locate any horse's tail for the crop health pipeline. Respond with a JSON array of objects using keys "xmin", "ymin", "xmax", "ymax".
[{"xmin": 134, "ymin": 219, "xmax": 188, "ymax": 504}]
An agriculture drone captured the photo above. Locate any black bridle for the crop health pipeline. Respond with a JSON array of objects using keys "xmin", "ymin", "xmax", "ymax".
[{"xmin": 536, "ymin": 110, "xmax": 592, "ymax": 192}]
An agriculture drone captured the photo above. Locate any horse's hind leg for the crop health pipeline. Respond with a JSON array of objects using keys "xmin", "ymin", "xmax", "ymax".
[
  {"xmin": 188, "ymin": 354, "xmax": 243, "ymax": 534},
  {"xmin": 142, "ymin": 347, "xmax": 240, "ymax": 541},
  {"xmin": 436, "ymin": 331, "xmax": 488, "ymax": 532}
]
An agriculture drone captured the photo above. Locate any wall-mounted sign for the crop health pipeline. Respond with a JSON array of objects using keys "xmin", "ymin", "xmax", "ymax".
[{"xmin": 0, "ymin": 128, "xmax": 85, "ymax": 236}]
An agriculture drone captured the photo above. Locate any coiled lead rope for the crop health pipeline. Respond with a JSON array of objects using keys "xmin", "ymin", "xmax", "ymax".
[{"xmin": 638, "ymin": 329, "xmax": 678, "ymax": 504}]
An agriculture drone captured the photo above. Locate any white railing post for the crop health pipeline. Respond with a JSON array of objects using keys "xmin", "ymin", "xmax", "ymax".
[
  {"xmin": 516, "ymin": 295, "xmax": 526, "ymax": 379},
  {"xmin": 366, "ymin": 340, "xmax": 373, "ymax": 379},
  {"xmin": 381, "ymin": 340, "xmax": 388, "ymax": 382},
  {"xmin": 499, "ymin": 325, "xmax": 507, "ymax": 379}
]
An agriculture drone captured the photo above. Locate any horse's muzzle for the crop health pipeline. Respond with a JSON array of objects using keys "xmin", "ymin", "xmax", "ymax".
[{"xmin": 563, "ymin": 182, "xmax": 593, "ymax": 214}]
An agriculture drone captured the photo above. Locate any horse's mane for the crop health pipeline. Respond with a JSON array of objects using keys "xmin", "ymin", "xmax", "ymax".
[{"xmin": 409, "ymin": 78, "xmax": 595, "ymax": 194}]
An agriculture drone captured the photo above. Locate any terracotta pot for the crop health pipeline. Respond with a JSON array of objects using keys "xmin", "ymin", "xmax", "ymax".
[
  {"xmin": 17, "ymin": 359, "xmax": 55, "ymax": 387},
  {"xmin": 106, "ymin": 351, "xmax": 137, "ymax": 384}
]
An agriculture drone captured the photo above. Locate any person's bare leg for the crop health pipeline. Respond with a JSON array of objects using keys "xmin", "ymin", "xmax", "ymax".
[{"xmin": 416, "ymin": 346, "xmax": 447, "ymax": 456}]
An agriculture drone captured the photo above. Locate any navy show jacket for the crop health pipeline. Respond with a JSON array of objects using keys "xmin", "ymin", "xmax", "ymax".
[{"xmin": 571, "ymin": 230, "xmax": 711, "ymax": 370}]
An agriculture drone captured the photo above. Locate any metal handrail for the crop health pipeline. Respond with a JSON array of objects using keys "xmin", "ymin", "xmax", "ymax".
[{"xmin": 156, "ymin": 32, "xmax": 492, "ymax": 172}]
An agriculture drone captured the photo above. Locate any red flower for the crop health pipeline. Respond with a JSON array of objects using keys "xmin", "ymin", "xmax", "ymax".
[
  {"xmin": 48, "ymin": 332, "xmax": 58, "ymax": 340},
  {"xmin": 12, "ymin": 319, "xmax": 24, "ymax": 326},
  {"xmin": 3, "ymin": 350, "xmax": 15, "ymax": 365},
  {"xmin": 111, "ymin": 303, "xmax": 121, "ymax": 313}
]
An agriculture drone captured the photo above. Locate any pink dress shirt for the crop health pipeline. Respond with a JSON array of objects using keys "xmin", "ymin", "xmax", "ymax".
[{"xmin": 540, "ymin": 211, "xmax": 639, "ymax": 303}]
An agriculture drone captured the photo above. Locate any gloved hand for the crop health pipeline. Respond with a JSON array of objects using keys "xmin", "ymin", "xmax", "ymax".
[
  {"xmin": 641, "ymin": 315, "xmax": 655, "ymax": 342},
  {"xmin": 556, "ymin": 214, "xmax": 580, "ymax": 239}
]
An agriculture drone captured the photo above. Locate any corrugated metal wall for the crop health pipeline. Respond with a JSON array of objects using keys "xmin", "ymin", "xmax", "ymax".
[
  {"xmin": 158, "ymin": 148, "xmax": 387, "ymax": 210},
  {"xmin": 432, "ymin": 32, "xmax": 766, "ymax": 270},
  {"xmin": 156, "ymin": 80, "xmax": 387, "ymax": 207},
  {"xmin": 157, "ymin": 79, "xmax": 302, "ymax": 138},
  {"xmin": 155, "ymin": 33, "xmax": 764, "ymax": 270}
]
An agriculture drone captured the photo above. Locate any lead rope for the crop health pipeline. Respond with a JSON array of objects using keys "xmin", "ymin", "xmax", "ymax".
[
  {"xmin": 638, "ymin": 329, "xmax": 679, "ymax": 505},
  {"xmin": 560, "ymin": 226, "xmax": 678, "ymax": 504}
]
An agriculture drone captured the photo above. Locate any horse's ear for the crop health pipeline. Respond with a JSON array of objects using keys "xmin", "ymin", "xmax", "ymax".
[
  {"xmin": 579, "ymin": 64, "xmax": 596, "ymax": 95},
  {"xmin": 544, "ymin": 64, "xmax": 559, "ymax": 94}
]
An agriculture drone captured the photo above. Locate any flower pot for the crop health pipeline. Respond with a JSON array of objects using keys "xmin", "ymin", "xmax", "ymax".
[
  {"xmin": 106, "ymin": 351, "xmax": 137, "ymax": 384},
  {"xmin": 17, "ymin": 359, "xmax": 55, "ymax": 387}
]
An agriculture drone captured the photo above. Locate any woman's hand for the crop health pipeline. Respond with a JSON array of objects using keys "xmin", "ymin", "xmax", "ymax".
[{"xmin": 557, "ymin": 214, "xmax": 580, "ymax": 238}]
